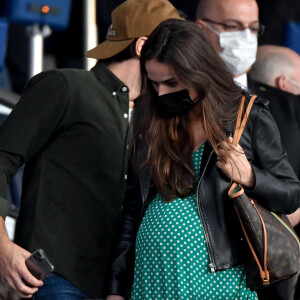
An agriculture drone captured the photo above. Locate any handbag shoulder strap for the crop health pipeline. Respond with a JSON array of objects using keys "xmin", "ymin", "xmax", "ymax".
[
  {"xmin": 229, "ymin": 94, "xmax": 258, "ymax": 197},
  {"xmin": 232, "ymin": 94, "xmax": 258, "ymax": 146},
  {"xmin": 230, "ymin": 94, "xmax": 271, "ymax": 285}
]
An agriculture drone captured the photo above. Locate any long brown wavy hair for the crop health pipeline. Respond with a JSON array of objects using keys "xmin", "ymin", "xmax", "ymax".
[{"xmin": 134, "ymin": 19, "xmax": 244, "ymax": 201}]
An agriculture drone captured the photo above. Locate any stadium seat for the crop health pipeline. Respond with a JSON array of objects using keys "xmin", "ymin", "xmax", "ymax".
[{"xmin": 281, "ymin": 21, "xmax": 300, "ymax": 55}]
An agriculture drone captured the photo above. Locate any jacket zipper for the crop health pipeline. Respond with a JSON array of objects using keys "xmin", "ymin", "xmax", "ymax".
[{"xmin": 196, "ymin": 148, "xmax": 217, "ymax": 273}]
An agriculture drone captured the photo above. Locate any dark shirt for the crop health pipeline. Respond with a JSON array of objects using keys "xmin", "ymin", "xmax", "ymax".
[
  {"xmin": 248, "ymin": 79, "xmax": 300, "ymax": 178},
  {"xmin": 0, "ymin": 61, "xmax": 131, "ymax": 298},
  {"xmin": 248, "ymin": 79, "xmax": 300, "ymax": 300}
]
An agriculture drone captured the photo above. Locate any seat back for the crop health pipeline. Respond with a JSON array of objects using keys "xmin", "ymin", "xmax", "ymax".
[{"xmin": 281, "ymin": 21, "xmax": 300, "ymax": 55}]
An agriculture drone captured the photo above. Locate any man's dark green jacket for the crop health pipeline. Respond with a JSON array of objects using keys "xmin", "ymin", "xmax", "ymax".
[{"xmin": 0, "ymin": 61, "xmax": 131, "ymax": 298}]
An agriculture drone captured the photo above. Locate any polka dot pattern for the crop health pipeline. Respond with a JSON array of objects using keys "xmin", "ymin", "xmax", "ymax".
[{"xmin": 131, "ymin": 143, "xmax": 258, "ymax": 300}]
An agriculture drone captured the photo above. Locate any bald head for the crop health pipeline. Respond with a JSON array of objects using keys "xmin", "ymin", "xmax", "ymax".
[
  {"xmin": 195, "ymin": 0, "xmax": 259, "ymax": 76},
  {"xmin": 195, "ymin": 0, "xmax": 259, "ymax": 50},
  {"xmin": 196, "ymin": 0, "xmax": 258, "ymax": 21},
  {"xmin": 249, "ymin": 45, "xmax": 300, "ymax": 95}
]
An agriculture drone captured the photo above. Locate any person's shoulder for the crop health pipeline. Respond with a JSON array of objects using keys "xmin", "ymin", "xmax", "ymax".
[
  {"xmin": 31, "ymin": 68, "xmax": 90, "ymax": 82},
  {"xmin": 21, "ymin": 70, "xmax": 68, "ymax": 96},
  {"xmin": 248, "ymin": 79, "xmax": 300, "ymax": 110},
  {"xmin": 26, "ymin": 68, "xmax": 94, "ymax": 94},
  {"xmin": 244, "ymin": 90, "xmax": 269, "ymax": 108},
  {"xmin": 243, "ymin": 91, "xmax": 271, "ymax": 126},
  {"xmin": 56, "ymin": 68, "xmax": 90, "ymax": 77},
  {"xmin": 28, "ymin": 69, "xmax": 61, "ymax": 84},
  {"xmin": 57, "ymin": 68, "xmax": 96, "ymax": 88}
]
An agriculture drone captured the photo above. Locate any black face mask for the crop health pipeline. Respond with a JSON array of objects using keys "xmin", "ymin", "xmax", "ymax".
[{"xmin": 153, "ymin": 89, "xmax": 199, "ymax": 118}]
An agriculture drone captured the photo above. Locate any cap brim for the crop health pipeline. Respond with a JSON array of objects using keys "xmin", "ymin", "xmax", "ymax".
[{"xmin": 85, "ymin": 38, "xmax": 135, "ymax": 59}]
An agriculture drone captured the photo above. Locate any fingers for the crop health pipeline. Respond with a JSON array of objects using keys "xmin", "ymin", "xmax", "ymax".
[
  {"xmin": 216, "ymin": 136, "xmax": 254, "ymax": 187},
  {"xmin": 217, "ymin": 136, "xmax": 245, "ymax": 161},
  {"xmin": 5, "ymin": 269, "xmax": 38, "ymax": 298},
  {"xmin": 10, "ymin": 262, "xmax": 42, "ymax": 297},
  {"xmin": 21, "ymin": 272, "xmax": 43, "ymax": 289},
  {"xmin": 22, "ymin": 260, "xmax": 44, "ymax": 288},
  {"xmin": 216, "ymin": 157, "xmax": 234, "ymax": 177},
  {"xmin": 0, "ymin": 243, "xmax": 42, "ymax": 298},
  {"xmin": 218, "ymin": 139, "xmax": 243, "ymax": 154},
  {"xmin": 5, "ymin": 276, "xmax": 17, "ymax": 292}
]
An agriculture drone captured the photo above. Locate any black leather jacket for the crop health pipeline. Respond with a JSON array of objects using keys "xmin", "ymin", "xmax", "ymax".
[{"xmin": 108, "ymin": 95, "xmax": 300, "ymax": 298}]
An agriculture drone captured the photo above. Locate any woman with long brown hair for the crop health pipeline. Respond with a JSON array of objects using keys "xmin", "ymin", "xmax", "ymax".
[{"xmin": 107, "ymin": 19, "xmax": 300, "ymax": 300}]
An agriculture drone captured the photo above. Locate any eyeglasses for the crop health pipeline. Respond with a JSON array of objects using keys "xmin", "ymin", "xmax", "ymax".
[{"xmin": 202, "ymin": 18, "xmax": 265, "ymax": 37}]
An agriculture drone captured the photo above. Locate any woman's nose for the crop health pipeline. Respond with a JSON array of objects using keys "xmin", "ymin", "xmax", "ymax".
[{"xmin": 157, "ymin": 85, "xmax": 170, "ymax": 96}]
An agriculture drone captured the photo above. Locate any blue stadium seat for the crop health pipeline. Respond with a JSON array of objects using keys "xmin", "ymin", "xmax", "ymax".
[
  {"xmin": 6, "ymin": 0, "xmax": 72, "ymax": 31},
  {"xmin": 0, "ymin": 18, "xmax": 8, "ymax": 71},
  {"xmin": 281, "ymin": 21, "xmax": 300, "ymax": 55}
]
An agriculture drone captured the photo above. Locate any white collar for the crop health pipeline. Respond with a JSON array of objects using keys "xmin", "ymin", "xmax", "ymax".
[{"xmin": 234, "ymin": 73, "xmax": 248, "ymax": 90}]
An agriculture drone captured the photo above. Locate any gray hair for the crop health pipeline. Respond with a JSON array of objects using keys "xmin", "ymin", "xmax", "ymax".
[{"xmin": 249, "ymin": 49, "xmax": 295, "ymax": 85}]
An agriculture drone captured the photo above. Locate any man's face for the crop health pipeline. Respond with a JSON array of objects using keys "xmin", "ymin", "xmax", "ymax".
[{"xmin": 196, "ymin": 0, "xmax": 259, "ymax": 53}]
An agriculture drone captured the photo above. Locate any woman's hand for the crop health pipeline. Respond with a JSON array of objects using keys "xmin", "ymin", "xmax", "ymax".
[
  {"xmin": 106, "ymin": 295, "xmax": 125, "ymax": 300},
  {"xmin": 216, "ymin": 136, "xmax": 254, "ymax": 188}
]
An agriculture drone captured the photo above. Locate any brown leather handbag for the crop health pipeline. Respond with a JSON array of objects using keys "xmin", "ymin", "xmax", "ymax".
[{"xmin": 228, "ymin": 94, "xmax": 300, "ymax": 289}]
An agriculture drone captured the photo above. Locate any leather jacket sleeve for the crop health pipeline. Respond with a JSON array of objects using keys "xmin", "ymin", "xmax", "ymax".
[{"xmin": 242, "ymin": 100, "xmax": 300, "ymax": 213}]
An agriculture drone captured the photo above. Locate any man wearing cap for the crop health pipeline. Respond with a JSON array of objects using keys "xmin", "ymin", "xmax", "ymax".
[{"xmin": 0, "ymin": 0, "xmax": 180, "ymax": 299}]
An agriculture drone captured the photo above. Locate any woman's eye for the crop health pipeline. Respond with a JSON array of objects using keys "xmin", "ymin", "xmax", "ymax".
[{"xmin": 166, "ymin": 81, "xmax": 178, "ymax": 87}]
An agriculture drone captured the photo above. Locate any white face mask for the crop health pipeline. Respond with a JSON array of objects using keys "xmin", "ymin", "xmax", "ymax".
[
  {"xmin": 287, "ymin": 77, "xmax": 300, "ymax": 88},
  {"xmin": 287, "ymin": 77, "xmax": 300, "ymax": 95},
  {"xmin": 206, "ymin": 24, "xmax": 258, "ymax": 75}
]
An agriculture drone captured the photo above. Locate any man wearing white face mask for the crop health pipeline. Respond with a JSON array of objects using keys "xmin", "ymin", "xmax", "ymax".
[
  {"xmin": 196, "ymin": 3, "xmax": 299, "ymax": 299},
  {"xmin": 195, "ymin": 0, "xmax": 263, "ymax": 89}
]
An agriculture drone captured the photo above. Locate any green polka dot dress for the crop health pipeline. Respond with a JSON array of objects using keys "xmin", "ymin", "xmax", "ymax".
[{"xmin": 131, "ymin": 143, "xmax": 258, "ymax": 300}]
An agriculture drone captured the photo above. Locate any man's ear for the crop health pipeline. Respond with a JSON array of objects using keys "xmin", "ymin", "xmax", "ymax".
[
  {"xmin": 195, "ymin": 19, "xmax": 206, "ymax": 30},
  {"xmin": 135, "ymin": 37, "xmax": 148, "ymax": 57},
  {"xmin": 276, "ymin": 74, "xmax": 289, "ymax": 92}
]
